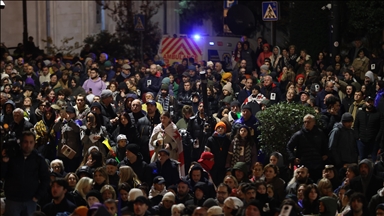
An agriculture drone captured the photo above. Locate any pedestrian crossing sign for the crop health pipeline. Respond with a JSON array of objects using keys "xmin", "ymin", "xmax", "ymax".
[
  {"xmin": 262, "ymin": 1, "xmax": 279, "ymax": 21},
  {"xmin": 134, "ymin": 14, "xmax": 145, "ymax": 31}
]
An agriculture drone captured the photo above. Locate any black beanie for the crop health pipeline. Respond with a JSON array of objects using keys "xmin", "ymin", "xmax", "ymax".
[
  {"xmin": 126, "ymin": 144, "xmax": 140, "ymax": 156},
  {"xmin": 90, "ymin": 102, "xmax": 102, "ymax": 110},
  {"xmin": 86, "ymin": 190, "xmax": 103, "ymax": 203}
]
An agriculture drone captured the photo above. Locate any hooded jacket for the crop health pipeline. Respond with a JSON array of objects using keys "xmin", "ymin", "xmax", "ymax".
[
  {"xmin": 368, "ymin": 187, "xmax": 384, "ymax": 216},
  {"xmin": 328, "ymin": 122, "xmax": 358, "ymax": 168},
  {"xmin": 350, "ymin": 159, "xmax": 383, "ymax": 199},
  {"xmin": 2, "ymin": 100, "xmax": 15, "ymax": 125},
  {"xmin": 319, "ymin": 196, "xmax": 338, "ymax": 216},
  {"xmin": 257, "ymin": 43, "xmax": 272, "ymax": 68},
  {"xmin": 82, "ymin": 77, "xmax": 106, "ymax": 97},
  {"xmin": 231, "ymin": 162, "xmax": 251, "ymax": 183},
  {"xmin": 187, "ymin": 164, "xmax": 216, "ymax": 199}
]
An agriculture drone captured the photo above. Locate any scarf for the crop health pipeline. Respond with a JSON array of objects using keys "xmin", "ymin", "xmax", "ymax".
[
  {"xmin": 375, "ymin": 89, "xmax": 384, "ymax": 107},
  {"xmin": 231, "ymin": 138, "xmax": 252, "ymax": 167},
  {"xmin": 158, "ymin": 94, "xmax": 170, "ymax": 112},
  {"xmin": 212, "ymin": 131, "xmax": 226, "ymax": 138}
]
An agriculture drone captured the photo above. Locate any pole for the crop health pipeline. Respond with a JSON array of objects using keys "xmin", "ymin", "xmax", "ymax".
[
  {"xmin": 163, "ymin": 0, "xmax": 167, "ymax": 35},
  {"xmin": 22, "ymin": 0, "xmax": 28, "ymax": 46},
  {"xmin": 331, "ymin": 1, "xmax": 340, "ymax": 62},
  {"xmin": 271, "ymin": 21, "xmax": 276, "ymax": 46},
  {"xmin": 140, "ymin": 31, "xmax": 143, "ymax": 63}
]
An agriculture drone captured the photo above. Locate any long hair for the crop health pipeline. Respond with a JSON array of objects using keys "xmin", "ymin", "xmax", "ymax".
[
  {"xmin": 118, "ymin": 165, "xmax": 141, "ymax": 187},
  {"xmin": 94, "ymin": 167, "xmax": 109, "ymax": 185},
  {"xmin": 74, "ymin": 177, "xmax": 93, "ymax": 199},
  {"xmin": 101, "ymin": 184, "xmax": 117, "ymax": 200}
]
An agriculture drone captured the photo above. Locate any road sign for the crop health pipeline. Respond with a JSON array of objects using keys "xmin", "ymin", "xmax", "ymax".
[
  {"xmin": 134, "ymin": 14, "xmax": 145, "ymax": 31},
  {"xmin": 262, "ymin": 1, "xmax": 279, "ymax": 21},
  {"xmin": 224, "ymin": 0, "xmax": 237, "ymax": 9}
]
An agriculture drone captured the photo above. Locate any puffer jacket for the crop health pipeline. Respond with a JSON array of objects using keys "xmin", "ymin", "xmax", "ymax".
[
  {"xmin": 354, "ymin": 106, "xmax": 384, "ymax": 143},
  {"xmin": 287, "ymin": 125, "xmax": 328, "ymax": 170},
  {"xmin": 53, "ymin": 118, "xmax": 82, "ymax": 159},
  {"xmin": 137, "ymin": 111, "xmax": 161, "ymax": 163}
]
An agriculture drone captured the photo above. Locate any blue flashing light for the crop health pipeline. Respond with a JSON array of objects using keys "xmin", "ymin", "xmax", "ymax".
[
  {"xmin": 209, "ymin": 42, "xmax": 214, "ymax": 46},
  {"xmin": 193, "ymin": 34, "xmax": 201, "ymax": 40}
]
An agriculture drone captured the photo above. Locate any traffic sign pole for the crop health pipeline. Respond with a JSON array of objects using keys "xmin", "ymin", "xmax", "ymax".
[{"xmin": 262, "ymin": 1, "xmax": 278, "ymax": 46}]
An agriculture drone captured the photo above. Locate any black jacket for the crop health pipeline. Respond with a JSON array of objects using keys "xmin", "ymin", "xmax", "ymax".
[
  {"xmin": 1, "ymin": 149, "xmax": 50, "ymax": 202},
  {"xmin": 149, "ymin": 159, "xmax": 180, "ymax": 187},
  {"xmin": 206, "ymin": 134, "xmax": 231, "ymax": 186},
  {"xmin": 137, "ymin": 111, "xmax": 161, "ymax": 163},
  {"xmin": 286, "ymin": 125, "xmax": 328, "ymax": 170},
  {"xmin": 354, "ymin": 106, "xmax": 384, "ymax": 143}
]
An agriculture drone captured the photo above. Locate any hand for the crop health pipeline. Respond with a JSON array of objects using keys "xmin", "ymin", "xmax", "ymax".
[
  {"xmin": 86, "ymin": 159, "xmax": 95, "ymax": 167},
  {"xmin": 294, "ymin": 158, "xmax": 300, "ymax": 165},
  {"xmin": 120, "ymin": 92, "xmax": 125, "ymax": 98},
  {"xmin": 93, "ymin": 135, "xmax": 101, "ymax": 141},
  {"xmin": 86, "ymin": 121, "xmax": 92, "ymax": 129},
  {"xmin": 1, "ymin": 149, "xmax": 9, "ymax": 163},
  {"xmin": 322, "ymin": 155, "xmax": 328, "ymax": 161},
  {"xmin": 164, "ymin": 143, "xmax": 171, "ymax": 150}
]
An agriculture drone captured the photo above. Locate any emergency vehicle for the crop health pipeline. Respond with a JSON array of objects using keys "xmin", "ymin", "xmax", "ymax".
[{"xmin": 158, "ymin": 35, "xmax": 240, "ymax": 67}]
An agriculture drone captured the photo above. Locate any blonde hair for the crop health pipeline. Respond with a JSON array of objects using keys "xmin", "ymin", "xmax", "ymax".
[
  {"xmin": 119, "ymin": 166, "xmax": 141, "ymax": 187},
  {"xmin": 74, "ymin": 177, "xmax": 93, "ymax": 199},
  {"xmin": 317, "ymin": 178, "xmax": 333, "ymax": 196},
  {"xmin": 223, "ymin": 175, "xmax": 239, "ymax": 188},
  {"xmin": 101, "ymin": 184, "xmax": 117, "ymax": 200}
]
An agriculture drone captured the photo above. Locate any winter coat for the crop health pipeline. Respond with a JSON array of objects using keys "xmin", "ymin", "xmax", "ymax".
[
  {"xmin": 328, "ymin": 122, "xmax": 358, "ymax": 168},
  {"xmin": 349, "ymin": 159, "xmax": 383, "ymax": 199},
  {"xmin": 112, "ymin": 123, "xmax": 140, "ymax": 145},
  {"xmin": 231, "ymin": 162, "xmax": 251, "ymax": 184},
  {"xmin": 352, "ymin": 56, "xmax": 370, "ymax": 81},
  {"xmin": 260, "ymin": 83, "xmax": 281, "ymax": 105},
  {"xmin": 187, "ymin": 164, "xmax": 216, "ymax": 199},
  {"xmin": 137, "ymin": 111, "xmax": 161, "ymax": 163},
  {"xmin": 368, "ymin": 188, "xmax": 384, "ymax": 216},
  {"xmin": 1, "ymin": 149, "xmax": 50, "ymax": 202},
  {"xmin": 149, "ymin": 122, "xmax": 181, "ymax": 162},
  {"xmin": 354, "ymin": 106, "xmax": 384, "ymax": 143},
  {"xmin": 141, "ymin": 73, "xmax": 162, "ymax": 96},
  {"xmin": 287, "ymin": 125, "xmax": 328, "ymax": 170},
  {"xmin": 53, "ymin": 118, "xmax": 82, "ymax": 159},
  {"xmin": 149, "ymin": 158, "xmax": 180, "ymax": 187},
  {"xmin": 206, "ymin": 134, "xmax": 231, "ymax": 186},
  {"xmin": 80, "ymin": 125, "xmax": 109, "ymax": 157},
  {"xmin": 319, "ymin": 111, "xmax": 341, "ymax": 136}
]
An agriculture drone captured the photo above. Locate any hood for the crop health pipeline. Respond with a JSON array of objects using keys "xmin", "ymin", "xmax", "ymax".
[
  {"xmin": 70, "ymin": 76, "xmax": 80, "ymax": 88},
  {"xmin": 273, "ymin": 46, "xmax": 281, "ymax": 55},
  {"xmin": 319, "ymin": 196, "xmax": 338, "ymax": 216},
  {"xmin": 333, "ymin": 122, "xmax": 343, "ymax": 129},
  {"xmin": 358, "ymin": 158, "xmax": 373, "ymax": 178},
  {"xmin": 232, "ymin": 162, "xmax": 248, "ymax": 176},
  {"xmin": 365, "ymin": 71, "xmax": 374, "ymax": 83},
  {"xmin": 4, "ymin": 100, "xmax": 16, "ymax": 112},
  {"xmin": 189, "ymin": 164, "xmax": 205, "ymax": 182},
  {"xmin": 263, "ymin": 43, "xmax": 271, "ymax": 52}
]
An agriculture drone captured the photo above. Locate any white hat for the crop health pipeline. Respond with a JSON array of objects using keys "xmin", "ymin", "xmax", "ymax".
[
  {"xmin": 117, "ymin": 134, "xmax": 127, "ymax": 143},
  {"xmin": 162, "ymin": 191, "xmax": 175, "ymax": 202},
  {"xmin": 128, "ymin": 188, "xmax": 143, "ymax": 201},
  {"xmin": 88, "ymin": 146, "xmax": 99, "ymax": 154},
  {"xmin": 224, "ymin": 197, "xmax": 243, "ymax": 210},
  {"xmin": 207, "ymin": 206, "xmax": 223, "ymax": 216}
]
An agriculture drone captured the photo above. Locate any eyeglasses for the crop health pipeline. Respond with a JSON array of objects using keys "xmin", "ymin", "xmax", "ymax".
[{"xmin": 52, "ymin": 166, "xmax": 61, "ymax": 169}]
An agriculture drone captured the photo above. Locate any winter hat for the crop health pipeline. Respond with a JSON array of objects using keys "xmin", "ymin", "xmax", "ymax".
[
  {"xmin": 162, "ymin": 192, "xmax": 175, "ymax": 203},
  {"xmin": 224, "ymin": 197, "xmax": 243, "ymax": 210},
  {"xmin": 162, "ymin": 77, "xmax": 171, "ymax": 85},
  {"xmin": 365, "ymin": 71, "xmax": 374, "ymax": 82},
  {"xmin": 341, "ymin": 113, "xmax": 354, "ymax": 122},
  {"xmin": 25, "ymin": 77, "xmax": 35, "ymax": 87},
  {"xmin": 100, "ymin": 89, "xmax": 113, "ymax": 99},
  {"xmin": 207, "ymin": 206, "xmax": 223, "ymax": 216},
  {"xmin": 128, "ymin": 188, "xmax": 144, "ymax": 201},
  {"xmin": 66, "ymin": 106, "xmax": 75, "ymax": 114},
  {"xmin": 215, "ymin": 121, "xmax": 227, "ymax": 131},
  {"xmin": 126, "ymin": 144, "xmax": 140, "ymax": 156},
  {"xmin": 295, "ymin": 74, "xmax": 305, "ymax": 83},
  {"xmin": 86, "ymin": 94, "xmax": 95, "ymax": 104},
  {"xmin": 88, "ymin": 146, "xmax": 99, "ymax": 154},
  {"xmin": 260, "ymin": 64, "xmax": 269, "ymax": 71},
  {"xmin": 222, "ymin": 82, "xmax": 233, "ymax": 94},
  {"xmin": 90, "ymin": 102, "xmax": 102, "ymax": 110},
  {"xmin": 159, "ymin": 149, "xmax": 170, "ymax": 156},
  {"xmin": 6, "ymin": 56, "xmax": 13, "ymax": 62},
  {"xmin": 326, "ymin": 65, "xmax": 334, "ymax": 73},
  {"xmin": 72, "ymin": 206, "xmax": 88, "ymax": 216},
  {"xmin": 84, "ymin": 57, "xmax": 93, "ymax": 66},
  {"xmin": 222, "ymin": 72, "xmax": 232, "ymax": 81},
  {"xmin": 104, "ymin": 60, "xmax": 112, "ymax": 67},
  {"xmin": 161, "ymin": 83, "xmax": 169, "ymax": 90},
  {"xmin": 193, "ymin": 182, "xmax": 207, "ymax": 193},
  {"xmin": 203, "ymin": 198, "xmax": 218, "ymax": 209},
  {"xmin": 153, "ymin": 176, "xmax": 166, "ymax": 184},
  {"xmin": 86, "ymin": 190, "xmax": 103, "ymax": 203},
  {"xmin": 171, "ymin": 204, "xmax": 185, "ymax": 214},
  {"xmin": 242, "ymin": 103, "xmax": 252, "ymax": 112},
  {"xmin": 117, "ymin": 134, "xmax": 127, "ymax": 143}
]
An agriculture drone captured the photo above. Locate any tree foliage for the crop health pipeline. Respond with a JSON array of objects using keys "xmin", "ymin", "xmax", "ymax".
[
  {"xmin": 288, "ymin": 1, "xmax": 329, "ymax": 58},
  {"xmin": 91, "ymin": 0, "xmax": 162, "ymax": 59},
  {"xmin": 257, "ymin": 103, "xmax": 320, "ymax": 160},
  {"xmin": 83, "ymin": 31, "xmax": 125, "ymax": 59},
  {"xmin": 41, "ymin": 37, "xmax": 83, "ymax": 56},
  {"xmin": 346, "ymin": 1, "xmax": 384, "ymax": 35}
]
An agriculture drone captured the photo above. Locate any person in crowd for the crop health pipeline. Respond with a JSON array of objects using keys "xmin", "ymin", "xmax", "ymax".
[
  {"xmin": 1, "ymin": 131, "xmax": 50, "ymax": 216},
  {"xmin": 82, "ymin": 68, "xmax": 106, "ymax": 97},
  {"xmin": 42, "ymin": 178, "xmax": 76, "ymax": 215},
  {"xmin": 149, "ymin": 149, "xmax": 180, "ymax": 187},
  {"xmin": 287, "ymin": 114, "xmax": 328, "ymax": 182}
]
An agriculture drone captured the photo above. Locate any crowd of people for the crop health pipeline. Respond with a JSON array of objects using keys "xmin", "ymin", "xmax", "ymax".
[{"xmin": 1, "ymin": 36, "xmax": 384, "ymax": 216}]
